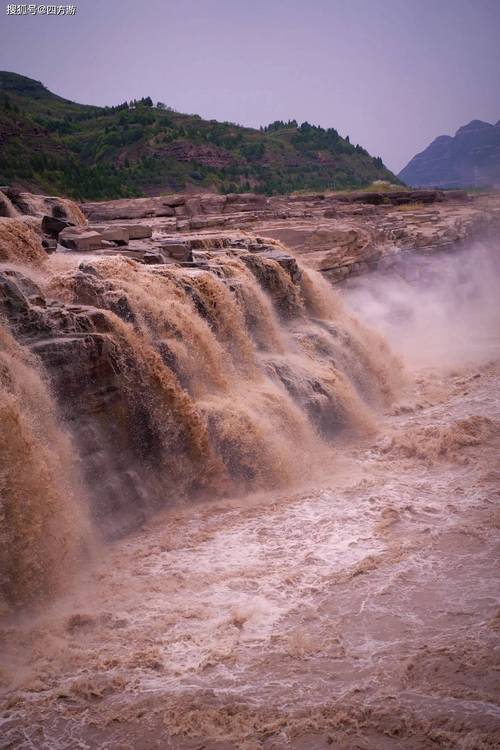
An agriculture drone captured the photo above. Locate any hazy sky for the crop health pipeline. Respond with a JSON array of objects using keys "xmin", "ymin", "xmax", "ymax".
[{"xmin": 1, "ymin": 0, "xmax": 499, "ymax": 172}]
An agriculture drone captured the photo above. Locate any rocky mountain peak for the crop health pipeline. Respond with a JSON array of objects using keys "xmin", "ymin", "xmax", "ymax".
[
  {"xmin": 399, "ymin": 116, "xmax": 500, "ymax": 188},
  {"xmin": 455, "ymin": 119, "xmax": 493, "ymax": 136}
]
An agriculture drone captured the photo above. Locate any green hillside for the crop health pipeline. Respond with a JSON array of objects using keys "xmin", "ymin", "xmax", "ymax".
[{"xmin": 0, "ymin": 71, "xmax": 400, "ymax": 200}]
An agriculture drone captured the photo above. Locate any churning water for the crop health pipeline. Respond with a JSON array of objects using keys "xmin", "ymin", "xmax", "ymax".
[{"xmin": 0, "ymin": 237, "xmax": 499, "ymax": 748}]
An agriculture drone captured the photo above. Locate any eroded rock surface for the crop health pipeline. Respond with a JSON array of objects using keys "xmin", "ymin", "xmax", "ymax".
[
  {"xmin": 1, "ymin": 185, "xmax": 499, "ymax": 579},
  {"xmin": 0, "ymin": 210, "xmax": 400, "ymax": 562},
  {"xmin": 76, "ymin": 188, "xmax": 500, "ymax": 282}
]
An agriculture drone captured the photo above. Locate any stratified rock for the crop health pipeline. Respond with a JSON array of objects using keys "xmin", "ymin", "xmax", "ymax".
[
  {"xmin": 199, "ymin": 195, "xmax": 226, "ymax": 214},
  {"xmin": 80, "ymin": 193, "xmax": 273, "ymax": 224},
  {"xmin": 240, "ymin": 251, "xmax": 303, "ymax": 318},
  {"xmin": 124, "ymin": 224, "xmax": 153, "ymax": 240},
  {"xmin": 88, "ymin": 225, "xmax": 129, "ymax": 245},
  {"xmin": 59, "ymin": 227, "xmax": 103, "ymax": 252},
  {"xmin": 333, "ymin": 189, "xmax": 444, "ymax": 206},
  {"xmin": 4, "ymin": 189, "xmax": 86, "ymax": 225},
  {"xmin": 159, "ymin": 241, "xmax": 193, "ymax": 262},
  {"xmin": 224, "ymin": 193, "xmax": 268, "ymax": 211},
  {"xmin": 258, "ymin": 249, "xmax": 301, "ymax": 283},
  {"xmin": 189, "ymin": 216, "xmax": 224, "ymax": 230},
  {"xmin": 81, "ymin": 197, "xmax": 177, "ymax": 221}
]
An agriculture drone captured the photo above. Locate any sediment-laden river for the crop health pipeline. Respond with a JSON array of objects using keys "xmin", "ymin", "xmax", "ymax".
[{"xmin": 0, "ymin": 235, "xmax": 499, "ymax": 749}]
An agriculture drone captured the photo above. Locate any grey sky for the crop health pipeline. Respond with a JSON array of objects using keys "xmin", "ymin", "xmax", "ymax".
[{"xmin": 1, "ymin": 0, "xmax": 499, "ymax": 172}]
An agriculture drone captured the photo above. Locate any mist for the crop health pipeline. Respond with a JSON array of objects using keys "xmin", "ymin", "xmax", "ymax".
[{"xmin": 342, "ymin": 242, "xmax": 500, "ymax": 371}]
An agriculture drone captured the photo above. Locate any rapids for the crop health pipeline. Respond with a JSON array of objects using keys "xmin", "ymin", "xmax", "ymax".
[
  {"xmin": 0, "ymin": 238, "xmax": 400, "ymax": 612},
  {"xmin": 0, "ymin": 235, "xmax": 499, "ymax": 748}
]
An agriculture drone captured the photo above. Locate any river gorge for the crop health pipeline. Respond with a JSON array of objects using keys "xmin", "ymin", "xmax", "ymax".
[{"xmin": 0, "ymin": 188, "xmax": 499, "ymax": 749}]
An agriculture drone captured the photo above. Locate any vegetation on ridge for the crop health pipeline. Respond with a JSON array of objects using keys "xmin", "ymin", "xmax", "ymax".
[{"xmin": 0, "ymin": 71, "xmax": 400, "ymax": 200}]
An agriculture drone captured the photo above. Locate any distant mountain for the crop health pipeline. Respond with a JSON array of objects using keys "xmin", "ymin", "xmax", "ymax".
[
  {"xmin": 0, "ymin": 71, "xmax": 399, "ymax": 200},
  {"xmin": 399, "ymin": 119, "xmax": 500, "ymax": 188}
]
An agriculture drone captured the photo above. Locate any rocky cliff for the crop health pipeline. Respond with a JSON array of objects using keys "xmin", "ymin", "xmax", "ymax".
[
  {"xmin": 2, "ymin": 183, "xmax": 500, "ymax": 612},
  {"xmin": 0, "ymin": 187, "xmax": 407, "ymax": 611},
  {"xmin": 399, "ymin": 119, "xmax": 500, "ymax": 188}
]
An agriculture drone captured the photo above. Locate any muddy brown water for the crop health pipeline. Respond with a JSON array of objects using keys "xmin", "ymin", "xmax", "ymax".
[
  {"xmin": 0, "ymin": 242, "xmax": 499, "ymax": 749},
  {"xmin": 1, "ymin": 361, "xmax": 499, "ymax": 749}
]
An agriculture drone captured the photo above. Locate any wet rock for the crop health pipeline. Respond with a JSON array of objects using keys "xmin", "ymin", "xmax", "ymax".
[
  {"xmin": 42, "ymin": 237, "xmax": 58, "ymax": 253},
  {"xmin": 41, "ymin": 214, "xmax": 75, "ymax": 238},
  {"xmin": 88, "ymin": 224, "xmax": 129, "ymax": 245},
  {"xmin": 3, "ymin": 189, "xmax": 85, "ymax": 224},
  {"xmin": 0, "ymin": 269, "xmax": 163, "ymax": 533},
  {"xmin": 59, "ymin": 227, "xmax": 103, "ymax": 252},
  {"xmin": 258, "ymin": 249, "xmax": 301, "ymax": 283},
  {"xmin": 159, "ymin": 241, "xmax": 193, "ymax": 262},
  {"xmin": 142, "ymin": 252, "xmax": 165, "ymax": 264},
  {"xmin": 240, "ymin": 252, "xmax": 303, "ymax": 318}
]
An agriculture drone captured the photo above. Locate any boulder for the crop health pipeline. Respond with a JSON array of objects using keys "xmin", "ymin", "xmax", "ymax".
[
  {"xmin": 159, "ymin": 241, "xmax": 193, "ymax": 262},
  {"xmin": 142, "ymin": 252, "xmax": 165, "ymax": 265},
  {"xmin": 41, "ymin": 214, "xmax": 75, "ymax": 237},
  {"xmin": 88, "ymin": 225, "xmax": 129, "ymax": 245},
  {"xmin": 42, "ymin": 238, "xmax": 58, "ymax": 254},
  {"xmin": 59, "ymin": 227, "xmax": 103, "ymax": 252}
]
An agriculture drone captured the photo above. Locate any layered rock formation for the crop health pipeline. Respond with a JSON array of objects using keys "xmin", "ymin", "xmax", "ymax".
[
  {"xmin": 76, "ymin": 187, "xmax": 500, "ymax": 283},
  {"xmin": 2, "ymin": 182, "xmax": 500, "ymax": 612},
  {"xmin": 3, "ymin": 183, "xmax": 500, "ymax": 282},
  {"xmin": 1, "ymin": 190, "xmax": 407, "ymax": 611},
  {"xmin": 399, "ymin": 119, "xmax": 500, "ymax": 188},
  {"xmin": 0, "ymin": 186, "xmax": 86, "ymax": 225},
  {"xmin": 256, "ymin": 190, "xmax": 500, "ymax": 282}
]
